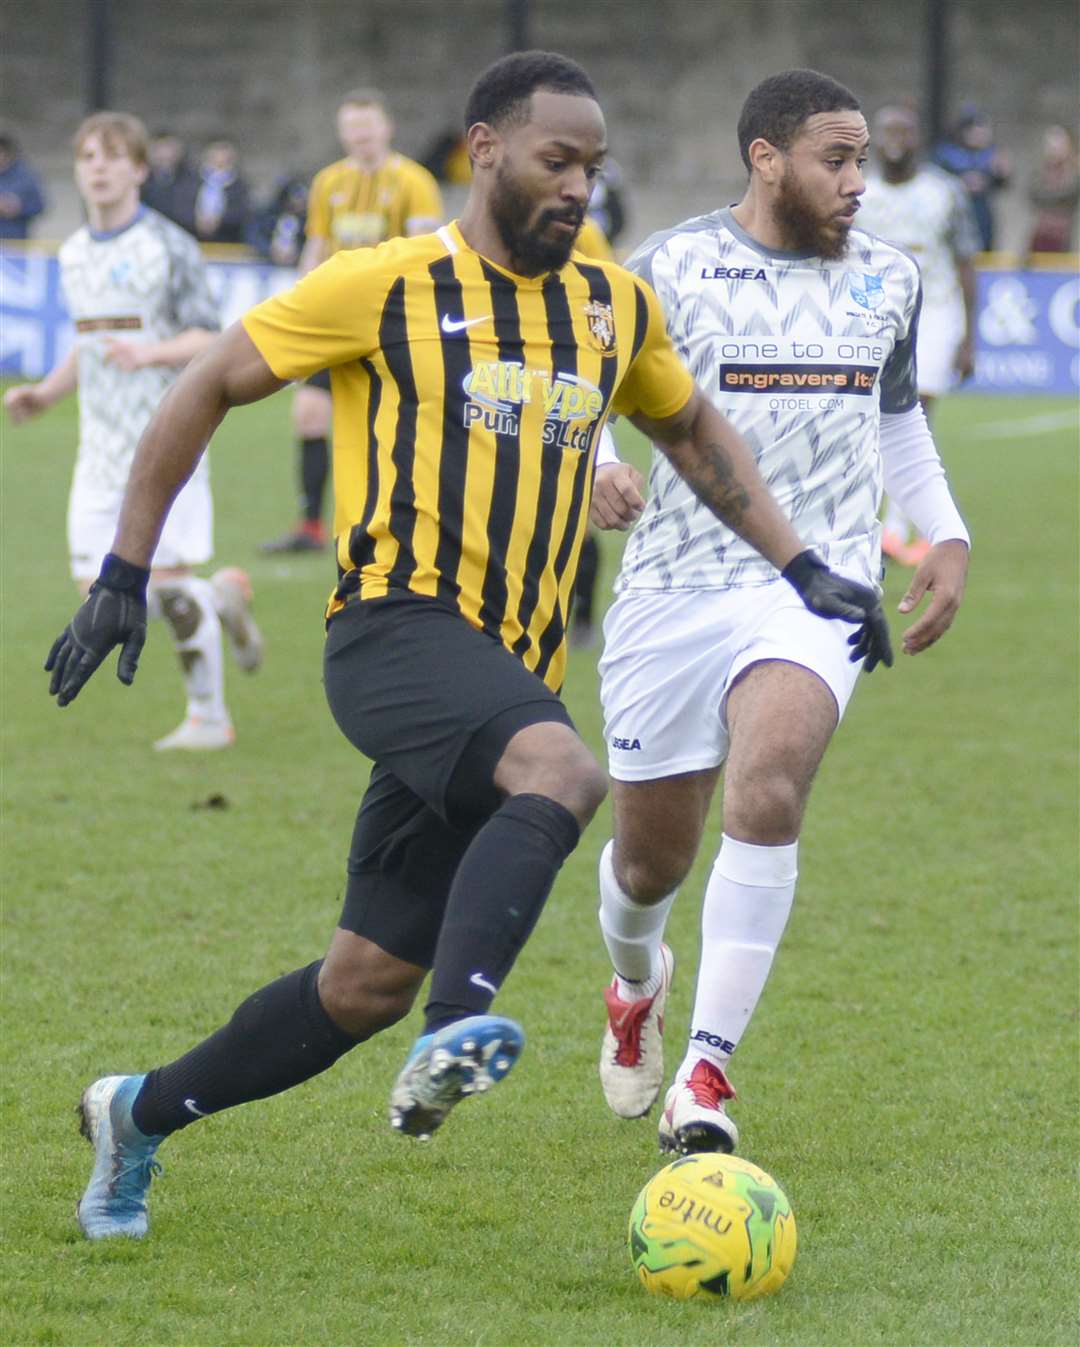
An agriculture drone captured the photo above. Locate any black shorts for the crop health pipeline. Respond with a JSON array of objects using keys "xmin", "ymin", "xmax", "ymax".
[
  {"xmin": 324, "ymin": 591, "xmax": 575, "ymax": 966},
  {"xmin": 304, "ymin": 368, "xmax": 332, "ymax": 392}
]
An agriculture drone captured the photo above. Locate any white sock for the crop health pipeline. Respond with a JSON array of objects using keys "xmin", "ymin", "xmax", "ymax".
[
  {"xmin": 153, "ymin": 577, "xmax": 228, "ymax": 722},
  {"xmin": 598, "ymin": 839, "xmax": 678, "ymax": 1000},
  {"xmin": 882, "ymin": 495, "xmax": 911, "ymax": 541},
  {"xmin": 676, "ymin": 834, "xmax": 797, "ymax": 1083}
]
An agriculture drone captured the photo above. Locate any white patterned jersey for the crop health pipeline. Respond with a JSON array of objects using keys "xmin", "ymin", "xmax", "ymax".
[
  {"xmin": 857, "ymin": 166, "xmax": 979, "ymax": 310},
  {"xmin": 59, "ymin": 206, "xmax": 219, "ymax": 496},
  {"xmin": 617, "ymin": 206, "xmax": 921, "ymax": 592}
]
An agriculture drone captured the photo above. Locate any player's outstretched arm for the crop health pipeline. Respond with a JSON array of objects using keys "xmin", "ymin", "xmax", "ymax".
[
  {"xmin": 44, "ymin": 324, "xmax": 285, "ymax": 707},
  {"xmin": 633, "ymin": 388, "xmax": 893, "ymax": 671}
]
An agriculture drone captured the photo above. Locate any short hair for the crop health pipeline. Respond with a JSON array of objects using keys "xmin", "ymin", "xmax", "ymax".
[
  {"xmin": 73, "ymin": 111, "xmax": 149, "ymax": 167},
  {"xmin": 464, "ymin": 50, "xmax": 596, "ymax": 134},
  {"xmin": 339, "ymin": 88, "xmax": 388, "ymax": 114},
  {"xmin": 737, "ymin": 69, "xmax": 860, "ymax": 170}
]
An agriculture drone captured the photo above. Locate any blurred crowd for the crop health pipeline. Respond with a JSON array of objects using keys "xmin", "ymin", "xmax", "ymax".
[{"xmin": 0, "ymin": 105, "xmax": 1076, "ymax": 258}]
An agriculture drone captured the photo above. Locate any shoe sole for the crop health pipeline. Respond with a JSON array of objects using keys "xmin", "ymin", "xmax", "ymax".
[
  {"xmin": 77, "ymin": 1079, "xmax": 108, "ymax": 1148},
  {"xmin": 391, "ymin": 1019, "xmax": 524, "ymax": 1141},
  {"xmin": 659, "ymin": 1114, "xmax": 739, "ymax": 1156}
]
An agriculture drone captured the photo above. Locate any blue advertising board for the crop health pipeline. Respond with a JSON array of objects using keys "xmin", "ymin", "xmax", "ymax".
[
  {"xmin": 2, "ymin": 247, "xmax": 1077, "ymax": 396},
  {"xmin": 0, "ymin": 247, "xmax": 294, "ymax": 378},
  {"xmin": 972, "ymin": 266, "xmax": 1079, "ymax": 396}
]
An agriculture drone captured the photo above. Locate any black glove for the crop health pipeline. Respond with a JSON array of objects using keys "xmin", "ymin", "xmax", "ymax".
[
  {"xmin": 45, "ymin": 552, "xmax": 150, "ymax": 706},
  {"xmin": 781, "ymin": 549, "xmax": 893, "ymax": 673}
]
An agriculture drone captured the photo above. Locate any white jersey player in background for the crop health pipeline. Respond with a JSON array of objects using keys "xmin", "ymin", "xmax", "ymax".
[
  {"xmin": 4, "ymin": 112, "xmax": 262, "ymax": 750},
  {"xmin": 590, "ymin": 69, "xmax": 970, "ymax": 1155},
  {"xmin": 858, "ymin": 103, "xmax": 980, "ymax": 567}
]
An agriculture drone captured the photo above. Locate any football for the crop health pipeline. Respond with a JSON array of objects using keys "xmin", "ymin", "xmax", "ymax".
[{"xmin": 628, "ymin": 1152, "xmax": 797, "ymax": 1302}]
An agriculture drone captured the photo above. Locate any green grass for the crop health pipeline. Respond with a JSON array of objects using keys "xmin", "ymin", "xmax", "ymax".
[{"xmin": 2, "ymin": 389, "xmax": 1077, "ymax": 1346}]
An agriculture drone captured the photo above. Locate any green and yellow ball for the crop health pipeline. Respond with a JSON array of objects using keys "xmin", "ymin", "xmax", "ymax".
[{"xmin": 628, "ymin": 1153, "xmax": 797, "ymax": 1301}]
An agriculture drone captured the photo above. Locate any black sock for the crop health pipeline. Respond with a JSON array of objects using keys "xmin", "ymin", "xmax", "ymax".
[
  {"xmin": 423, "ymin": 794, "xmax": 581, "ymax": 1032},
  {"xmin": 299, "ymin": 437, "xmax": 329, "ymax": 522},
  {"xmin": 131, "ymin": 961, "xmax": 358, "ymax": 1138},
  {"xmin": 573, "ymin": 532, "xmax": 600, "ymax": 627}
]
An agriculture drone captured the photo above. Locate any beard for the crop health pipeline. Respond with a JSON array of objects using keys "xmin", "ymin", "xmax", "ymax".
[
  {"xmin": 773, "ymin": 165, "xmax": 851, "ymax": 261},
  {"xmin": 490, "ymin": 163, "xmax": 584, "ymax": 275}
]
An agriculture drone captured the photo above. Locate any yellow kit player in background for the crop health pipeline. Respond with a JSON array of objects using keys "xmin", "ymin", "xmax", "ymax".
[{"xmin": 263, "ymin": 89, "xmax": 443, "ymax": 552}]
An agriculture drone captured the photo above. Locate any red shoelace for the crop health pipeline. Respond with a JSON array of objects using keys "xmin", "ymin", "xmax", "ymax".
[
  {"xmin": 603, "ymin": 986, "xmax": 657, "ymax": 1067},
  {"xmin": 684, "ymin": 1058, "xmax": 736, "ymax": 1106}
]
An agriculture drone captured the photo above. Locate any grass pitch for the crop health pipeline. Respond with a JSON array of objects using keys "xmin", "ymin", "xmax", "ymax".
[{"xmin": 1, "ymin": 388, "xmax": 1077, "ymax": 1346}]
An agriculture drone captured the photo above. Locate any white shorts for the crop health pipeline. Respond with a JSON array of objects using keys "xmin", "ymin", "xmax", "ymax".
[
  {"xmin": 599, "ymin": 581, "xmax": 864, "ymax": 782},
  {"xmin": 67, "ymin": 473, "xmax": 213, "ymax": 581},
  {"xmin": 916, "ymin": 299, "xmax": 966, "ymax": 397}
]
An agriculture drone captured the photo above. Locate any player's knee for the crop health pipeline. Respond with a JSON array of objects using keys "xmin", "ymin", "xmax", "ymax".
[
  {"xmin": 536, "ymin": 748, "xmax": 607, "ymax": 827},
  {"xmin": 565, "ymin": 753, "xmax": 608, "ymax": 820},
  {"xmin": 726, "ymin": 772, "xmax": 804, "ymax": 844},
  {"xmin": 497, "ymin": 723, "xmax": 607, "ymax": 827},
  {"xmin": 616, "ymin": 848, "xmax": 691, "ymax": 904},
  {"xmin": 317, "ymin": 958, "xmax": 420, "ymax": 1039},
  {"xmin": 155, "ymin": 584, "xmax": 202, "ymax": 641}
]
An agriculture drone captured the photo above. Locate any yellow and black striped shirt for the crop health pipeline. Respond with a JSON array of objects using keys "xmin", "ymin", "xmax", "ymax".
[
  {"xmin": 243, "ymin": 220, "xmax": 694, "ymax": 691},
  {"xmin": 307, "ymin": 153, "xmax": 443, "ymax": 252}
]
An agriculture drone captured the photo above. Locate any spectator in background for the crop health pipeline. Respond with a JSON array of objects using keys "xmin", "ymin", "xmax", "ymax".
[
  {"xmin": 933, "ymin": 104, "xmax": 1011, "ymax": 252},
  {"xmin": 860, "ymin": 103, "xmax": 979, "ymax": 567},
  {"xmin": 141, "ymin": 130, "xmax": 199, "ymax": 235},
  {"xmin": 194, "ymin": 140, "xmax": 250, "ymax": 245},
  {"xmin": 248, "ymin": 174, "xmax": 309, "ymax": 267},
  {"xmin": 0, "ymin": 131, "xmax": 46, "ymax": 239},
  {"xmin": 1027, "ymin": 125, "xmax": 1080, "ymax": 254}
]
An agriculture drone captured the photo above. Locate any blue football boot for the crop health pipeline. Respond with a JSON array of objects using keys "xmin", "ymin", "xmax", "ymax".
[
  {"xmin": 77, "ymin": 1074, "xmax": 164, "ymax": 1239},
  {"xmin": 389, "ymin": 1015, "xmax": 525, "ymax": 1140}
]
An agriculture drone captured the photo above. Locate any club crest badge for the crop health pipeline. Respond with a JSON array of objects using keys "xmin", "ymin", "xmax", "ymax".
[
  {"xmin": 849, "ymin": 272, "xmax": 885, "ymax": 311},
  {"xmin": 583, "ymin": 299, "xmax": 617, "ymax": 354}
]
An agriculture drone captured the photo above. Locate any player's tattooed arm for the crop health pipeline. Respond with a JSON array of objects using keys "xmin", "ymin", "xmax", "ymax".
[
  {"xmin": 669, "ymin": 433, "xmax": 752, "ymax": 526},
  {"xmin": 631, "ymin": 386, "xmax": 801, "ymax": 570}
]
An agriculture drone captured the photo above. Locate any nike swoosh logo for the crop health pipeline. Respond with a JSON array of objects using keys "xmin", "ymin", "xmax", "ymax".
[
  {"xmin": 183, "ymin": 1097, "xmax": 209, "ymax": 1117},
  {"xmin": 469, "ymin": 972, "xmax": 497, "ymax": 994},
  {"xmin": 441, "ymin": 313, "xmax": 491, "ymax": 334}
]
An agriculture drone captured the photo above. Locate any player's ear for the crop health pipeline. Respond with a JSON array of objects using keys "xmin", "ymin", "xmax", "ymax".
[
  {"xmin": 466, "ymin": 122, "xmax": 499, "ymax": 171},
  {"xmin": 748, "ymin": 138, "xmax": 781, "ymax": 184}
]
